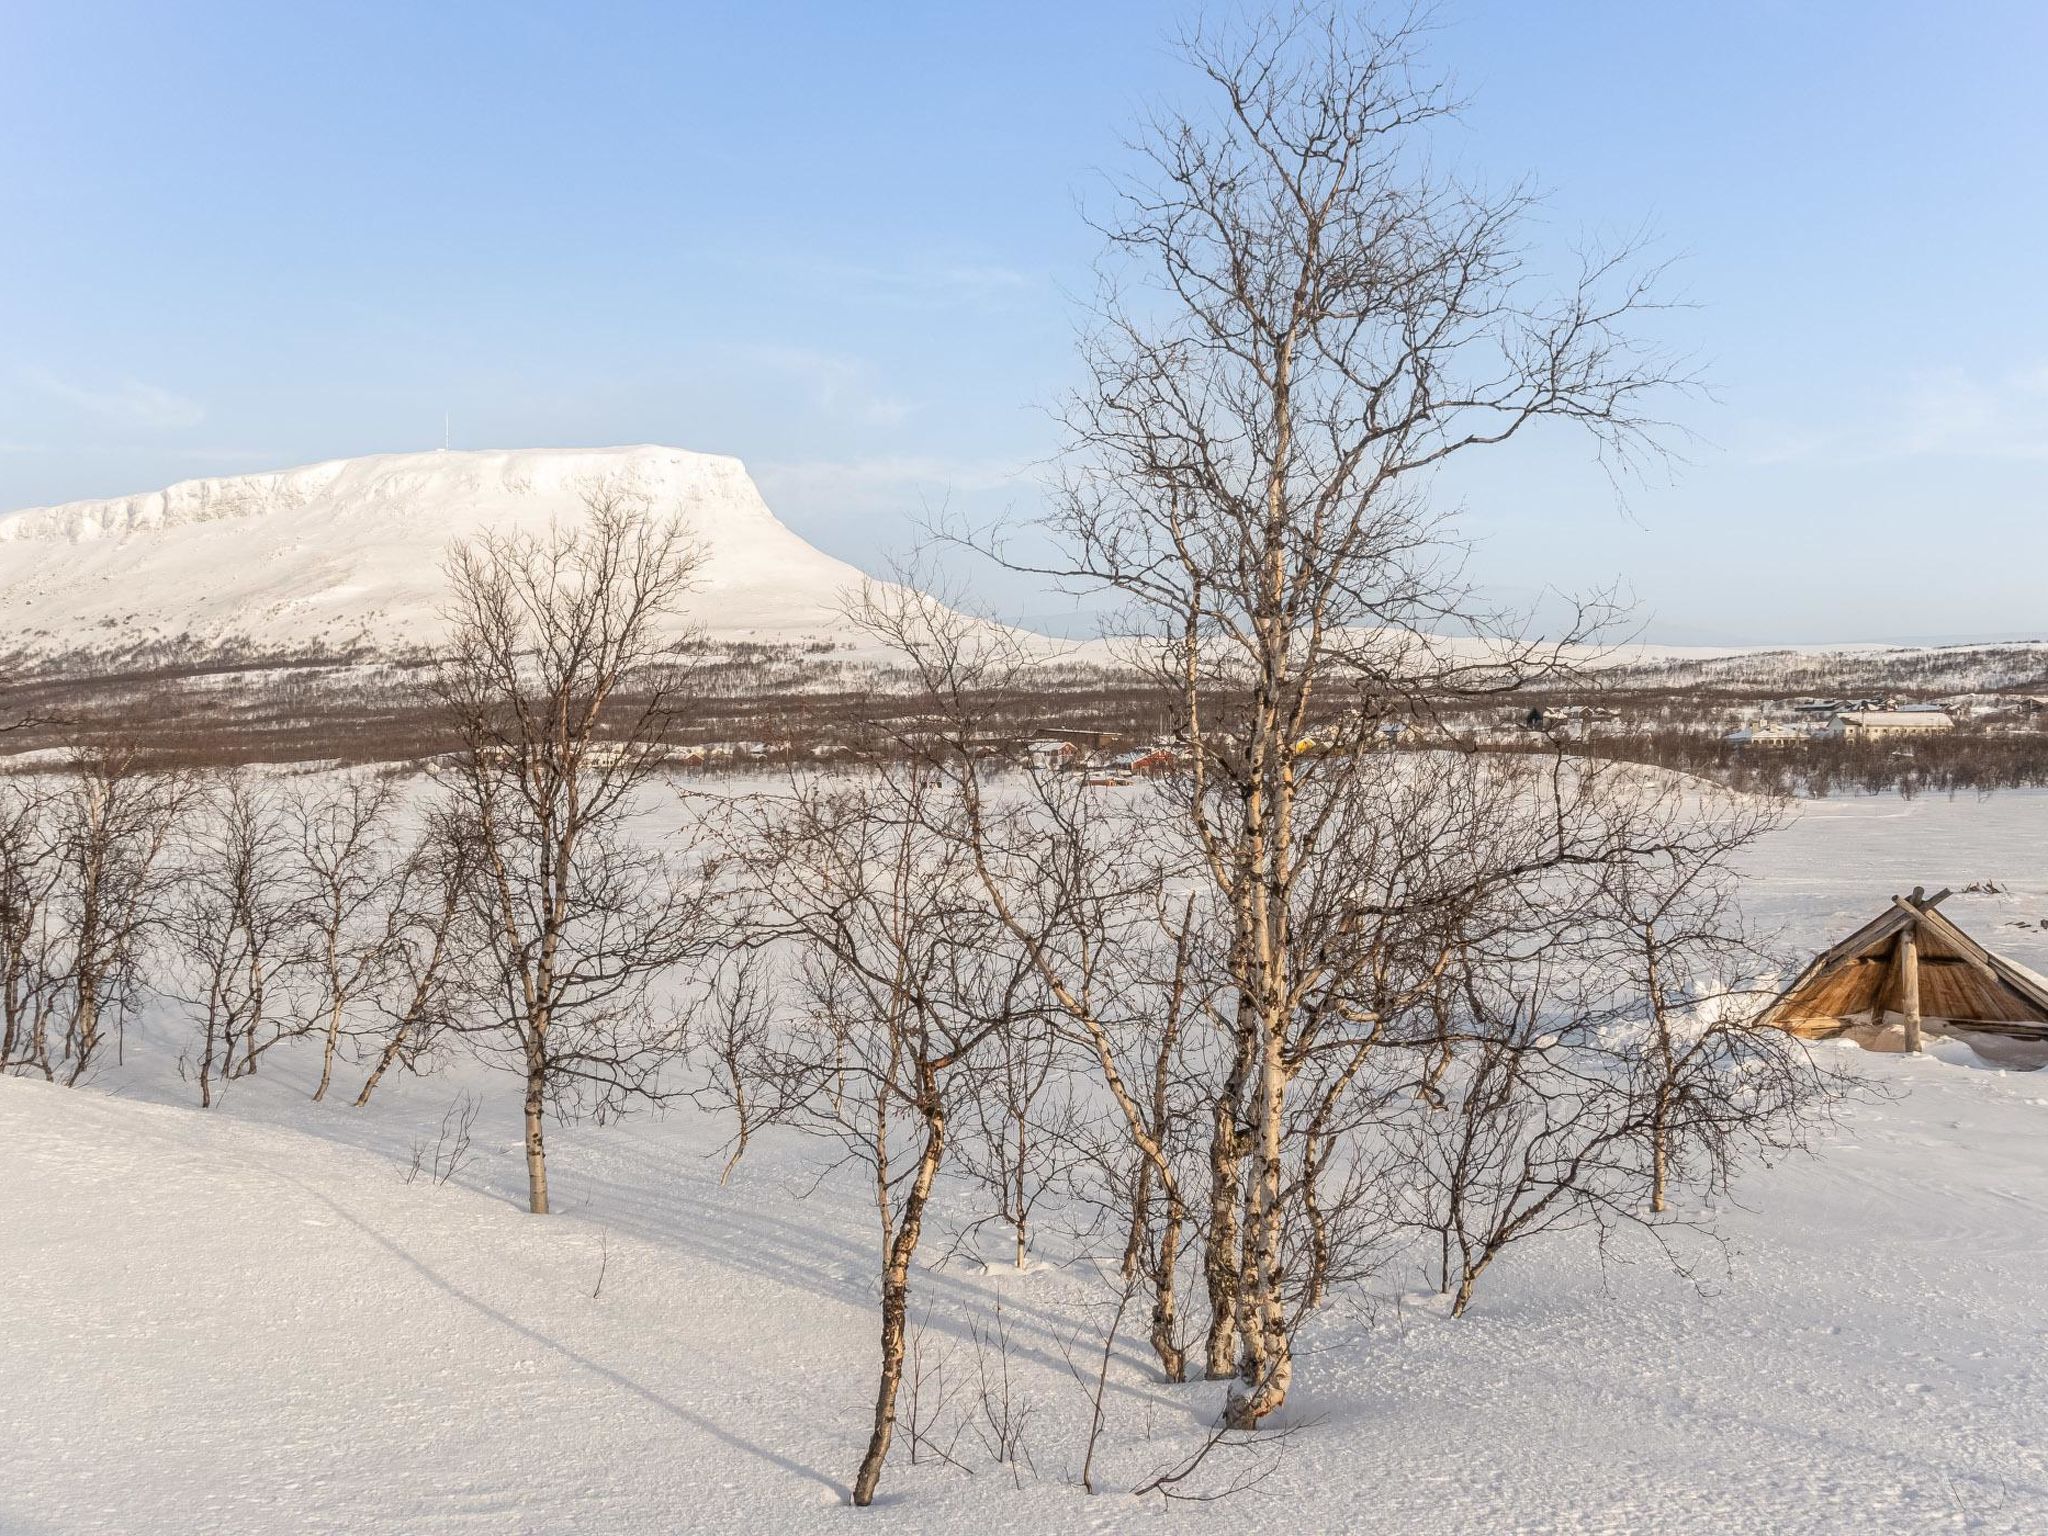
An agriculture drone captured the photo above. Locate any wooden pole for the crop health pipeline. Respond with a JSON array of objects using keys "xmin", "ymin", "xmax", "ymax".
[{"xmin": 1898, "ymin": 924, "xmax": 1923, "ymax": 1053}]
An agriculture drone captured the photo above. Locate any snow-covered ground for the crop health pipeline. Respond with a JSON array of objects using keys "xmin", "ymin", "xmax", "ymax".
[
  {"xmin": 1738, "ymin": 790, "xmax": 2048, "ymax": 984},
  {"xmin": 6, "ymin": 790, "xmax": 2048, "ymax": 1535}
]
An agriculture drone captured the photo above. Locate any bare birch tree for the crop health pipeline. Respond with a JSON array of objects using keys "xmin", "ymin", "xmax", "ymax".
[
  {"xmin": 49, "ymin": 748, "xmax": 186, "ymax": 1085},
  {"xmin": 292, "ymin": 772, "xmax": 404, "ymax": 1102},
  {"xmin": 936, "ymin": 3, "xmax": 1687, "ymax": 1425},
  {"xmin": 735, "ymin": 766, "xmax": 1035, "ymax": 1508},
  {"xmin": 1593, "ymin": 784, "xmax": 1832, "ymax": 1218},
  {"xmin": 354, "ymin": 811, "xmax": 481, "ymax": 1097},
  {"xmin": 689, "ymin": 950, "xmax": 776, "ymax": 1184},
  {"xmin": 175, "ymin": 770, "xmax": 305, "ymax": 1107},
  {"xmin": 1382, "ymin": 769, "xmax": 1836, "ymax": 1316},
  {"xmin": 0, "ymin": 777, "xmax": 61, "ymax": 1076},
  {"xmin": 434, "ymin": 483, "xmax": 714, "ymax": 1214},
  {"xmin": 354, "ymin": 807, "xmax": 483, "ymax": 1107}
]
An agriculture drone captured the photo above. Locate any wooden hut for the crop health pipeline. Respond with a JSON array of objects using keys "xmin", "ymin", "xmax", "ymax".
[{"xmin": 1764, "ymin": 887, "xmax": 2048, "ymax": 1048}]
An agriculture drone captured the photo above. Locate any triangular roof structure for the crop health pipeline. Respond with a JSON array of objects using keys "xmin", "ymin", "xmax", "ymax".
[{"xmin": 1766, "ymin": 888, "xmax": 2048, "ymax": 1039}]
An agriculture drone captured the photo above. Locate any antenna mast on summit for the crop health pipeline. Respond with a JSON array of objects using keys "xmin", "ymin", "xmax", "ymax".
[{"xmin": 442, "ymin": 412, "xmax": 451, "ymax": 452}]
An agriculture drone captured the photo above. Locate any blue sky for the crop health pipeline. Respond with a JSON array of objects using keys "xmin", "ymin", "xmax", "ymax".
[{"xmin": 2, "ymin": 1, "xmax": 2044, "ymax": 643}]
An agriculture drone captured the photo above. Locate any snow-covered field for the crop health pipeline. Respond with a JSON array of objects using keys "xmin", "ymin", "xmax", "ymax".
[{"xmin": 6, "ymin": 790, "xmax": 2048, "ymax": 1535}]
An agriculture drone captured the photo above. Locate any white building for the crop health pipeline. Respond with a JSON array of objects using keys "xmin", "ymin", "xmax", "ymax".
[
  {"xmin": 1023, "ymin": 738, "xmax": 1079, "ymax": 770},
  {"xmin": 1824, "ymin": 710, "xmax": 1954, "ymax": 741},
  {"xmin": 1725, "ymin": 723, "xmax": 1805, "ymax": 748}
]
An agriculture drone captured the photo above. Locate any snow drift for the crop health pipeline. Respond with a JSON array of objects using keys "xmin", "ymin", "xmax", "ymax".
[{"xmin": 0, "ymin": 445, "xmax": 877, "ymax": 655}]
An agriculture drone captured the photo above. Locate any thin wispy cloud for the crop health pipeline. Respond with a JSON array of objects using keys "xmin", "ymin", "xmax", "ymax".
[
  {"xmin": 855, "ymin": 259, "xmax": 1036, "ymax": 309},
  {"xmin": 717, "ymin": 249, "xmax": 1038, "ymax": 312},
  {"xmin": 754, "ymin": 454, "xmax": 1047, "ymax": 610},
  {"xmin": 20, "ymin": 367, "xmax": 206, "ymax": 432},
  {"xmin": 754, "ymin": 455, "xmax": 1029, "ymax": 535},
  {"xmin": 1738, "ymin": 361, "xmax": 2048, "ymax": 465},
  {"xmin": 729, "ymin": 345, "xmax": 914, "ymax": 428},
  {"xmin": 757, "ymin": 450, "xmax": 1040, "ymax": 540},
  {"xmin": 172, "ymin": 447, "xmax": 277, "ymax": 467},
  {"xmin": 1895, "ymin": 364, "xmax": 2048, "ymax": 461},
  {"xmin": 755, "ymin": 454, "xmax": 1022, "ymax": 499}
]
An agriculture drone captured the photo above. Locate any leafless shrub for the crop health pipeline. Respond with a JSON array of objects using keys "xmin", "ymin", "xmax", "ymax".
[
  {"xmin": 402, "ymin": 1090, "xmax": 480, "ymax": 1188},
  {"xmin": 904, "ymin": 1312, "xmax": 973, "ymax": 1474},
  {"xmin": 967, "ymin": 1290, "xmax": 1036, "ymax": 1487},
  {"xmin": 1128, "ymin": 1374, "xmax": 1305, "ymax": 1507},
  {"xmin": 1053, "ymin": 1269, "xmax": 1138, "ymax": 1494}
]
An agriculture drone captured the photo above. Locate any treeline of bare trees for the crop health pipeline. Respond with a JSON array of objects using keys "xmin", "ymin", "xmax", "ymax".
[
  {"xmin": 0, "ymin": 487, "xmax": 733, "ymax": 1234},
  {"xmin": 1596, "ymin": 645, "xmax": 2048, "ymax": 699},
  {"xmin": 1575, "ymin": 730, "xmax": 2048, "ymax": 799},
  {"xmin": 0, "ymin": 755, "xmax": 467, "ymax": 1108},
  {"xmin": 1, "ymin": 629, "xmax": 1181, "ymax": 777}
]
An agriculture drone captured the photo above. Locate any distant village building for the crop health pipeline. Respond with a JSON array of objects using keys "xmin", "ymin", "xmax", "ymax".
[
  {"xmin": 1824, "ymin": 710, "xmax": 1954, "ymax": 741},
  {"xmin": 1725, "ymin": 723, "xmax": 1804, "ymax": 748},
  {"xmin": 1792, "ymin": 697, "xmax": 1885, "ymax": 718},
  {"xmin": 1524, "ymin": 704, "xmax": 1618, "ymax": 738},
  {"xmin": 1024, "ymin": 738, "xmax": 1079, "ymax": 770},
  {"xmin": 1104, "ymin": 745, "xmax": 1179, "ymax": 776}
]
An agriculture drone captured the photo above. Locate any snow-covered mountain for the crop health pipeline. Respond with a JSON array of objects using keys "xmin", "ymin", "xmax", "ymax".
[{"xmin": 0, "ymin": 445, "xmax": 877, "ymax": 656}]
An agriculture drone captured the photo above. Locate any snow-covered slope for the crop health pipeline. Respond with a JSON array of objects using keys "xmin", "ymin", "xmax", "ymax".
[
  {"xmin": 0, "ymin": 446, "xmax": 876, "ymax": 654},
  {"xmin": 4, "ymin": 789, "xmax": 2048, "ymax": 1534},
  {"xmin": 6, "ymin": 1010, "xmax": 2047, "ymax": 1534}
]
